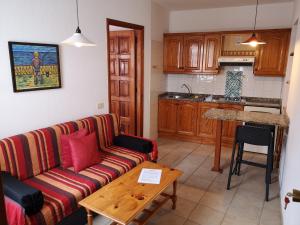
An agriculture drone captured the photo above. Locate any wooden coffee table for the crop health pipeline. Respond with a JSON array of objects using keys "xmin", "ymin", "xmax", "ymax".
[{"xmin": 79, "ymin": 161, "xmax": 182, "ymax": 225}]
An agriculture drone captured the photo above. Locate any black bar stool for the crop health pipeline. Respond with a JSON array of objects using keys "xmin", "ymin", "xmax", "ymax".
[{"xmin": 227, "ymin": 124, "xmax": 275, "ymax": 201}]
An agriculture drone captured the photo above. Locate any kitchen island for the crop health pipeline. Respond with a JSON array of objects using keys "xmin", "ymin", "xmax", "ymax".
[{"xmin": 204, "ymin": 108, "xmax": 289, "ymax": 172}]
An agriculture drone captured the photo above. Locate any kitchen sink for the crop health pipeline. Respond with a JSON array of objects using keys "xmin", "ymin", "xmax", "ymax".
[{"xmin": 168, "ymin": 95, "xmax": 185, "ymax": 99}]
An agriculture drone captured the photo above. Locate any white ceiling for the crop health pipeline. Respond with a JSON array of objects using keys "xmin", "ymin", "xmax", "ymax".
[{"xmin": 153, "ymin": 0, "xmax": 293, "ymax": 10}]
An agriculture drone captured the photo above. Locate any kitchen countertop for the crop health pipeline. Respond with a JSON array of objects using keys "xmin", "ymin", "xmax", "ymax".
[
  {"xmin": 204, "ymin": 108, "xmax": 289, "ymax": 128},
  {"xmin": 159, "ymin": 92, "xmax": 281, "ymax": 109}
]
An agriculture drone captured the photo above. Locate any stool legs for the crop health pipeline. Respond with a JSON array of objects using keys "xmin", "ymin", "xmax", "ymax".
[
  {"xmin": 227, "ymin": 141, "xmax": 238, "ymax": 190},
  {"xmin": 265, "ymin": 145, "xmax": 273, "ymax": 201},
  {"xmin": 236, "ymin": 143, "xmax": 244, "ymax": 176}
]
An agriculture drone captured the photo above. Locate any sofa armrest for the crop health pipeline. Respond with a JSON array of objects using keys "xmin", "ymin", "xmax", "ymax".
[
  {"xmin": 5, "ymin": 196, "xmax": 26, "ymax": 225},
  {"xmin": 1, "ymin": 172, "xmax": 44, "ymax": 216},
  {"xmin": 118, "ymin": 134, "xmax": 158, "ymax": 162}
]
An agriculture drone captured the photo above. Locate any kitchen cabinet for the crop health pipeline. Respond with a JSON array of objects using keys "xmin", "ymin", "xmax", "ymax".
[
  {"xmin": 163, "ymin": 35, "xmax": 184, "ymax": 73},
  {"xmin": 220, "ymin": 103, "xmax": 244, "ymax": 147},
  {"xmin": 158, "ymin": 99, "xmax": 243, "ymax": 146},
  {"xmin": 197, "ymin": 103, "xmax": 218, "ymax": 144},
  {"xmin": 177, "ymin": 101, "xmax": 198, "ymax": 136},
  {"xmin": 202, "ymin": 34, "xmax": 221, "ymax": 74},
  {"xmin": 183, "ymin": 35, "xmax": 204, "ymax": 73},
  {"xmin": 163, "ymin": 34, "xmax": 220, "ymax": 75},
  {"xmin": 163, "ymin": 29, "xmax": 291, "ymax": 77},
  {"xmin": 158, "ymin": 99, "xmax": 177, "ymax": 133},
  {"xmin": 254, "ymin": 29, "xmax": 290, "ymax": 76}
]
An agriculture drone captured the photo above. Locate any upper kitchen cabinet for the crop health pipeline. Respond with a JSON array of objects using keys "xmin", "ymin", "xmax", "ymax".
[
  {"xmin": 202, "ymin": 34, "xmax": 221, "ymax": 74},
  {"xmin": 183, "ymin": 35, "xmax": 204, "ymax": 73},
  {"xmin": 163, "ymin": 35, "xmax": 184, "ymax": 73},
  {"xmin": 254, "ymin": 29, "xmax": 291, "ymax": 76},
  {"xmin": 163, "ymin": 33, "xmax": 220, "ymax": 75}
]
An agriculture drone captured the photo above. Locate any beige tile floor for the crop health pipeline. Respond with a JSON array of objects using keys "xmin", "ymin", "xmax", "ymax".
[{"xmin": 92, "ymin": 138, "xmax": 282, "ymax": 225}]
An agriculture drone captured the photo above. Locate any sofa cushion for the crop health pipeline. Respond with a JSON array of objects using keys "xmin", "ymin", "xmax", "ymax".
[
  {"xmin": 69, "ymin": 132, "xmax": 100, "ymax": 172},
  {"xmin": 61, "ymin": 129, "xmax": 88, "ymax": 169},
  {"xmin": 24, "ymin": 148, "xmax": 147, "ymax": 225},
  {"xmin": 113, "ymin": 135, "xmax": 153, "ymax": 153}
]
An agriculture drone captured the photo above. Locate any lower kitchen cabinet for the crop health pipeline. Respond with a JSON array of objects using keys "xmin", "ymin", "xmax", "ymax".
[
  {"xmin": 158, "ymin": 99, "xmax": 244, "ymax": 147},
  {"xmin": 158, "ymin": 99, "xmax": 177, "ymax": 133},
  {"xmin": 220, "ymin": 103, "xmax": 244, "ymax": 147},
  {"xmin": 197, "ymin": 103, "xmax": 218, "ymax": 144},
  {"xmin": 177, "ymin": 101, "xmax": 198, "ymax": 136}
]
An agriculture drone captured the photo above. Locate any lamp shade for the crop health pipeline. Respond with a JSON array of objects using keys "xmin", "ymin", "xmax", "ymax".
[
  {"xmin": 241, "ymin": 33, "xmax": 266, "ymax": 47},
  {"xmin": 62, "ymin": 30, "xmax": 96, "ymax": 47}
]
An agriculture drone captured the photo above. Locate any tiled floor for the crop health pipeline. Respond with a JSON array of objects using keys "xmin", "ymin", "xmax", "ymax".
[{"xmin": 93, "ymin": 138, "xmax": 282, "ymax": 225}]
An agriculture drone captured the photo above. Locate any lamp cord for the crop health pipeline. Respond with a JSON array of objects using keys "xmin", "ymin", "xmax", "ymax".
[
  {"xmin": 76, "ymin": 0, "xmax": 80, "ymax": 28},
  {"xmin": 254, "ymin": 0, "xmax": 258, "ymax": 31}
]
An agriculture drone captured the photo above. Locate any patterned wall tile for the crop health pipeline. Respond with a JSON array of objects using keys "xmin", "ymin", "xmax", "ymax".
[{"xmin": 224, "ymin": 71, "xmax": 243, "ymax": 101}]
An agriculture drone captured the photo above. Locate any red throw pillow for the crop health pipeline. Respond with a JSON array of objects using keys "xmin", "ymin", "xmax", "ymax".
[
  {"xmin": 61, "ymin": 129, "xmax": 88, "ymax": 169},
  {"xmin": 69, "ymin": 132, "xmax": 100, "ymax": 173}
]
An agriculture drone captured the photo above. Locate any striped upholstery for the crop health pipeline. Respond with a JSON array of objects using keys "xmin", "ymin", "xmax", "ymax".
[
  {"xmin": 1, "ymin": 113, "xmax": 158, "ymax": 225},
  {"xmin": 25, "ymin": 149, "xmax": 146, "ymax": 225},
  {"xmin": 0, "ymin": 114, "xmax": 119, "ymax": 180}
]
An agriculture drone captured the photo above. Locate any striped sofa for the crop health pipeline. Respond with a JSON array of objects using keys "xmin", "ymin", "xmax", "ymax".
[{"xmin": 0, "ymin": 114, "xmax": 158, "ymax": 225}]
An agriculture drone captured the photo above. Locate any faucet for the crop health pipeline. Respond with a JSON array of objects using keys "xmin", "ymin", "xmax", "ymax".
[{"xmin": 181, "ymin": 83, "xmax": 192, "ymax": 94}]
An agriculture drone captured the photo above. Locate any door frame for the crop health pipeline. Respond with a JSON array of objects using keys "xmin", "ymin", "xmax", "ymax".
[{"xmin": 106, "ymin": 18, "xmax": 144, "ymax": 136}]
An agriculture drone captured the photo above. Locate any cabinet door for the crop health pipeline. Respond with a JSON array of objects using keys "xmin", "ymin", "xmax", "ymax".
[
  {"xmin": 183, "ymin": 35, "xmax": 204, "ymax": 73},
  {"xmin": 163, "ymin": 35, "xmax": 184, "ymax": 73},
  {"xmin": 221, "ymin": 104, "xmax": 244, "ymax": 147},
  {"xmin": 202, "ymin": 34, "xmax": 221, "ymax": 74},
  {"xmin": 177, "ymin": 101, "xmax": 197, "ymax": 136},
  {"xmin": 158, "ymin": 100, "xmax": 177, "ymax": 133},
  {"xmin": 254, "ymin": 30, "xmax": 290, "ymax": 76},
  {"xmin": 197, "ymin": 103, "xmax": 218, "ymax": 144}
]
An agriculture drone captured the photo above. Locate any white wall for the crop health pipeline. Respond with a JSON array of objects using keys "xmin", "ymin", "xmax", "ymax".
[
  {"xmin": 0, "ymin": 0, "xmax": 153, "ymax": 139},
  {"xmin": 150, "ymin": 1, "xmax": 169, "ymax": 138},
  {"xmin": 280, "ymin": 0, "xmax": 300, "ymax": 224},
  {"xmin": 169, "ymin": 2, "xmax": 294, "ymax": 33},
  {"xmin": 167, "ymin": 2, "xmax": 293, "ymax": 98}
]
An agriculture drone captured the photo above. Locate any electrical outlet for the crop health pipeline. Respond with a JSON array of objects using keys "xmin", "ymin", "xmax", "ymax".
[{"xmin": 97, "ymin": 103, "xmax": 104, "ymax": 109}]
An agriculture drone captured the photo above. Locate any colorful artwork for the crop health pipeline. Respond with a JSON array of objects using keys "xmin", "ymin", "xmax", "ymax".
[{"xmin": 8, "ymin": 42, "xmax": 61, "ymax": 92}]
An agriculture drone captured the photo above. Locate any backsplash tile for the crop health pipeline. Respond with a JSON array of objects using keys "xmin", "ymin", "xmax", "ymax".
[
  {"xmin": 224, "ymin": 71, "xmax": 243, "ymax": 100},
  {"xmin": 166, "ymin": 66, "xmax": 284, "ymax": 98}
]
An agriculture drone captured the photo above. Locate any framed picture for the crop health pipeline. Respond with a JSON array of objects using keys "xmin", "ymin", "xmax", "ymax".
[{"xmin": 8, "ymin": 42, "xmax": 62, "ymax": 92}]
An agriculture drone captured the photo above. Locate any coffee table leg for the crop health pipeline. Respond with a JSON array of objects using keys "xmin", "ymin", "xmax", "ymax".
[
  {"xmin": 171, "ymin": 180, "xmax": 177, "ymax": 210},
  {"xmin": 87, "ymin": 209, "xmax": 93, "ymax": 225}
]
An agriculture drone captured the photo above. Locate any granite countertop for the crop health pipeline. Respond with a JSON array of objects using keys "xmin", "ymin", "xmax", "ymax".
[
  {"xmin": 204, "ymin": 108, "xmax": 289, "ymax": 128},
  {"xmin": 159, "ymin": 92, "xmax": 281, "ymax": 109}
]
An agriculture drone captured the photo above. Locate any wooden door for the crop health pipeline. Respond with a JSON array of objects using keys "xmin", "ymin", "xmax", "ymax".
[
  {"xmin": 176, "ymin": 101, "xmax": 197, "ymax": 136},
  {"xmin": 254, "ymin": 30, "xmax": 290, "ymax": 76},
  {"xmin": 163, "ymin": 35, "xmax": 184, "ymax": 73},
  {"xmin": 183, "ymin": 35, "xmax": 204, "ymax": 73},
  {"xmin": 221, "ymin": 104, "xmax": 244, "ymax": 147},
  {"xmin": 158, "ymin": 99, "xmax": 177, "ymax": 133},
  {"xmin": 109, "ymin": 31, "xmax": 136, "ymax": 134},
  {"xmin": 202, "ymin": 34, "xmax": 221, "ymax": 74},
  {"xmin": 197, "ymin": 103, "xmax": 218, "ymax": 144}
]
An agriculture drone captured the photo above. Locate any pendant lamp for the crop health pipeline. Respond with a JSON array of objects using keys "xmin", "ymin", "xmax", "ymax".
[
  {"xmin": 241, "ymin": 0, "xmax": 266, "ymax": 47},
  {"xmin": 62, "ymin": 0, "xmax": 96, "ymax": 47}
]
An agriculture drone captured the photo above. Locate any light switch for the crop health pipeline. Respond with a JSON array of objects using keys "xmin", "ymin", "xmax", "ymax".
[{"xmin": 98, "ymin": 103, "xmax": 104, "ymax": 109}]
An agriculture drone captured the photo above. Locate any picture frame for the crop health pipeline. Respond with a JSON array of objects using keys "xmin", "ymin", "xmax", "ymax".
[{"xmin": 8, "ymin": 41, "xmax": 62, "ymax": 92}]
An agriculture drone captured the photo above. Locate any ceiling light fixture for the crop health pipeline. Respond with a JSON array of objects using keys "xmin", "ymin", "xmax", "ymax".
[
  {"xmin": 61, "ymin": 0, "xmax": 96, "ymax": 47},
  {"xmin": 241, "ymin": 0, "xmax": 266, "ymax": 47}
]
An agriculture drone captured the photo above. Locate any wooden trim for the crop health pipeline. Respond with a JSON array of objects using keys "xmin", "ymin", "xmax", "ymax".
[
  {"xmin": 107, "ymin": 18, "xmax": 144, "ymax": 30},
  {"xmin": 164, "ymin": 28, "xmax": 292, "ymax": 36},
  {"xmin": 0, "ymin": 175, "xmax": 8, "ymax": 225},
  {"xmin": 106, "ymin": 18, "xmax": 144, "ymax": 136}
]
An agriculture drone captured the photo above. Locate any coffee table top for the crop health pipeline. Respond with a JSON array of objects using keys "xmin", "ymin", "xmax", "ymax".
[{"xmin": 79, "ymin": 161, "xmax": 182, "ymax": 225}]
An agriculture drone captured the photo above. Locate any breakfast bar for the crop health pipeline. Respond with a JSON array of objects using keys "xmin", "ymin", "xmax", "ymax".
[{"xmin": 204, "ymin": 108, "xmax": 290, "ymax": 173}]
